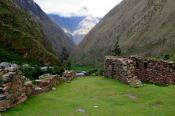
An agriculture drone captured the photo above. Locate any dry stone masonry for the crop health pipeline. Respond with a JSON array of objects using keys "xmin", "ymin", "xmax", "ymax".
[
  {"xmin": 104, "ymin": 56, "xmax": 175, "ymax": 87},
  {"xmin": 104, "ymin": 56, "xmax": 142, "ymax": 87},
  {"xmin": 0, "ymin": 62, "xmax": 76, "ymax": 111}
]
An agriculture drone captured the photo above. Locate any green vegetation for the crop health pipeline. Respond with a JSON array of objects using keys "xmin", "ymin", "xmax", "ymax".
[
  {"xmin": 72, "ymin": 65, "xmax": 95, "ymax": 72},
  {"xmin": 111, "ymin": 39, "xmax": 121, "ymax": 56},
  {"xmin": 0, "ymin": 0, "xmax": 59, "ymax": 64},
  {"xmin": 3, "ymin": 77, "xmax": 175, "ymax": 116},
  {"xmin": 0, "ymin": 47, "xmax": 41, "ymax": 65},
  {"xmin": 71, "ymin": 65, "xmax": 103, "ymax": 75}
]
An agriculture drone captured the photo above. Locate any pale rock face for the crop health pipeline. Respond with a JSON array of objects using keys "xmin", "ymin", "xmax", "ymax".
[{"xmin": 72, "ymin": 15, "xmax": 100, "ymax": 45}]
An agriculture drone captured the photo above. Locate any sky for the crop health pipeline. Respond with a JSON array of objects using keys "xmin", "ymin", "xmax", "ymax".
[{"xmin": 34, "ymin": 0, "xmax": 123, "ymax": 17}]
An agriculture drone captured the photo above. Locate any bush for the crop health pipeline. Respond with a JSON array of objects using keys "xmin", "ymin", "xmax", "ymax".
[
  {"xmin": 63, "ymin": 61, "xmax": 71, "ymax": 70},
  {"xmin": 21, "ymin": 66, "xmax": 42, "ymax": 80},
  {"xmin": 163, "ymin": 54, "xmax": 170, "ymax": 60},
  {"xmin": 87, "ymin": 69, "xmax": 98, "ymax": 75},
  {"xmin": 53, "ymin": 66, "xmax": 64, "ymax": 76}
]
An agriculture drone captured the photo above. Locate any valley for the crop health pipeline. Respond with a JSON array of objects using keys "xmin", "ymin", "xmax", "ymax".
[
  {"xmin": 49, "ymin": 14, "xmax": 100, "ymax": 45},
  {"xmin": 1, "ymin": 0, "xmax": 175, "ymax": 115}
]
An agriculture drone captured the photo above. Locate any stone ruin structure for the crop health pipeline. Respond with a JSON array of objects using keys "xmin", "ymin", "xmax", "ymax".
[
  {"xmin": 104, "ymin": 56, "xmax": 175, "ymax": 87},
  {"xmin": 0, "ymin": 64, "xmax": 76, "ymax": 111},
  {"xmin": 63, "ymin": 70, "xmax": 76, "ymax": 81}
]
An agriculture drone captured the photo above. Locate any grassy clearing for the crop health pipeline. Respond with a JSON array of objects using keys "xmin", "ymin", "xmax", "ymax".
[{"xmin": 2, "ymin": 76, "xmax": 175, "ymax": 116}]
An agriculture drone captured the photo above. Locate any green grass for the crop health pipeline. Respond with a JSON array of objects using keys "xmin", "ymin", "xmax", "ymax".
[{"xmin": 2, "ymin": 77, "xmax": 175, "ymax": 116}]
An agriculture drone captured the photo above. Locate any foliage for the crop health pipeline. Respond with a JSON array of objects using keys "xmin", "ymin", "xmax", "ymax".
[
  {"xmin": 112, "ymin": 39, "xmax": 121, "ymax": 56},
  {"xmin": 71, "ymin": 65, "xmax": 94, "ymax": 72},
  {"xmin": 87, "ymin": 69, "xmax": 98, "ymax": 75},
  {"xmin": 3, "ymin": 77, "xmax": 175, "ymax": 116},
  {"xmin": 60, "ymin": 47, "xmax": 69, "ymax": 61},
  {"xmin": 163, "ymin": 54, "xmax": 170, "ymax": 60},
  {"xmin": 21, "ymin": 66, "xmax": 42, "ymax": 80},
  {"xmin": 0, "ymin": 0, "xmax": 59, "ymax": 64},
  {"xmin": 53, "ymin": 65, "xmax": 64, "ymax": 75},
  {"xmin": 62, "ymin": 60, "xmax": 72, "ymax": 70},
  {"xmin": 0, "ymin": 47, "xmax": 41, "ymax": 66}
]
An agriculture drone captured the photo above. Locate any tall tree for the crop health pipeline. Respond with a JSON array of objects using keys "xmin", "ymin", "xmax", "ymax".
[{"xmin": 112, "ymin": 38, "xmax": 121, "ymax": 56}]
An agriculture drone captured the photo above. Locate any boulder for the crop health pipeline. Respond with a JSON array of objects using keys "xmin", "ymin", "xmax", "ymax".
[
  {"xmin": 4, "ymin": 67, "xmax": 17, "ymax": 72},
  {"xmin": 0, "ymin": 94, "xmax": 6, "ymax": 100},
  {"xmin": 76, "ymin": 73, "xmax": 85, "ymax": 77},
  {"xmin": 0, "ymin": 62, "xmax": 11, "ymax": 69}
]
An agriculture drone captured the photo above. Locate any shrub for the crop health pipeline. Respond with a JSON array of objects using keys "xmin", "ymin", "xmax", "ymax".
[
  {"xmin": 87, "ymin": 69, "xmax": 98, "ymax": 75},
  {"xmin": 163, "ymin": 54, "xmax": 170, "ymax": 60},
  {"xmin": 21, "ymin": 66, "xmax": 42, "ymax": 80},
  {"xmin": 53, "ymin": 66, "xmax": 64, "ymax": 76}
]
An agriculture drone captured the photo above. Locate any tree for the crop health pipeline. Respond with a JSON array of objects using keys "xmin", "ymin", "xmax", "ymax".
[
  {"xmin": 61, "ymin": 47, "xmax": 69, "ymax": 61},
  {"xmin": 112, "ymin": 39, "xmax": 121, "ymax": 56}
]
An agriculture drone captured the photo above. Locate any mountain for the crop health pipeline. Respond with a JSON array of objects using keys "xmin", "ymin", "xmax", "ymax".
[
  {"xmin": 49, "ymin": 14, "xmax": 100, "ymax": 45},
  {"xmin": 49, "ymin": 14, "xmax": 85, "ymax": 33},
  {"xmin": 15, "ymin": 0, "xmax": 74, "ymax": 57},
  {"xmin": 72, "ymin": 0, "xmax": 175, "ymax": 67},
  {"xmin": 0, "ymin": 0, "xmax": 73, "ymax": 64},
  {"xmin": 72, "ymin": 15, "xmax": 100, "ymax": 45}
]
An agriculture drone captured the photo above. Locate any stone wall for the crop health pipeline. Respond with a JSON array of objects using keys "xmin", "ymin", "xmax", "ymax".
[
  {"xmin": 104, "ymin": 56, "xmax": 142, "ymax": 87},
  {"xmin": 0, "ymin": 70, "xmax": 28, "ymax": 111},
  {"xmin": 130, "ymin": 57, "xmax": 175, "ymax": 85},
  {"xmin": 104, "ymin": 56, "xmax": 175, "ymax": 86},
  {"xmin": 0, "ymin": 69, "xmax": 76, "ymax": 111}
]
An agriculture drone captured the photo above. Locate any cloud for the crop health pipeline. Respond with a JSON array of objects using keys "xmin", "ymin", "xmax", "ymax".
[{"xmin": 34, "ymin": 0, "xmax": 123, "ymax": 17}]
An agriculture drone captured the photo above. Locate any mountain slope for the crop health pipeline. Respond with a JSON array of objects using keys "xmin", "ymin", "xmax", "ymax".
[
  {"xmin": 72, "ymin": 15, "xmax": 100, "ymax": 45},
  {"xmin": 49, "ymin": 14, "xmax": 100, "ymax": 45},
  {"xmin": 15, "ymin": 0, "xmax": 74, "ymax": 57},
  {"xmin": 49, "ymin": 14, "xmax": 85, "ymax": 33},
  {"xmin": 73, "ymin": 0, "xmax": 175, "ymax": 67},
  {"xmin": 0, "ymin": 0, "xmax": 61, "ymax": 64}
]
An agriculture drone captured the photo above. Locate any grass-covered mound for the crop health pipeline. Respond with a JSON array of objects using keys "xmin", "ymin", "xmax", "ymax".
[{"xmin": 3, "ymin": 77, "xmax": 175, "ymax": 116}]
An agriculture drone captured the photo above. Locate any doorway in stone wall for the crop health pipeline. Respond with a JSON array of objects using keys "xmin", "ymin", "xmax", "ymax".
[{"xmin": 111, "ymin": 63, "xmax": 115, "ymax": 78}]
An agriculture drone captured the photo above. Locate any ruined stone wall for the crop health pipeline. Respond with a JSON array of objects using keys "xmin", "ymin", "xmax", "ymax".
[
  {"xmin": 105, "ymin": 56, "xmax": 175, "ymax": 86},
  {"xmin": 130, "ymin": 57, "xmax": 175, "ymax": 85},
  {"xmin": 104, "ymin": 57, "xmax": 130, "ymax": 84},
  {"xmin": 0, "ymin": 70, "xmax": 76, "ymax": 111},
  {"xmin": 104, "ymin": 56, "xmax": 142, "ymax": 87},
  {"xmin": 0, "ymin": 70, "xmax": 28, "ymax": 111}
]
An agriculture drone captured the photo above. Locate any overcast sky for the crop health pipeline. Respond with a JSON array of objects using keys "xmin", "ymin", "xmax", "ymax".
[{"xmin": 34, "ymin": 0, "xmax": 123, "ymax": 17}]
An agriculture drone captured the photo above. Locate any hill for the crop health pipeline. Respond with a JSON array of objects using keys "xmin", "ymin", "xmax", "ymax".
[
  {"xmin": 15, "ymin": 0, "xmax": 74, "ymax": 57},
  {"xmin": 0, "ymin": 0, "xmax": 73, "ymax": 64},
  {"xmin": 72, "ymin": 0, "xmax": 175, "ymax": 67}
]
